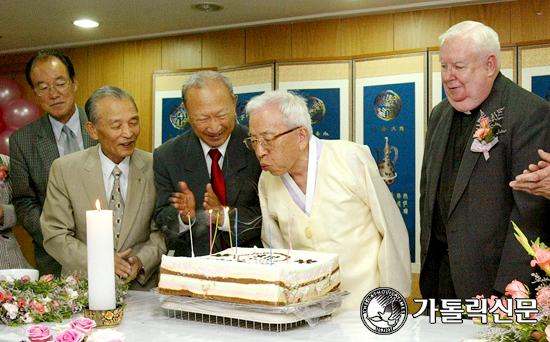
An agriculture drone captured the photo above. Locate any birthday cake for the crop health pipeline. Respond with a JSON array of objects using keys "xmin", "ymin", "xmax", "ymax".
[{"xmin": 158, "ymin": 247, "xmax": 341, "ymax": 306}]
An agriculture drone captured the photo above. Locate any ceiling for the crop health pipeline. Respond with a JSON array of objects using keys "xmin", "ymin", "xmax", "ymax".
[{"xmin": 0, "ymin": 0, "xmax": 508, "ymax": 55}]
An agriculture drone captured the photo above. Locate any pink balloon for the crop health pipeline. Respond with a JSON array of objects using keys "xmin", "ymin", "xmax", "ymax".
[
  {"xmin": 1, "ymin": 99, "xmax": 40, "ymax": 130},
  {"xmin": 0, "ymin": 79, "xmax": 21, "ymax": 106},
  {"xmin": 0, "ymin": 127, "xmax": 14, "ymax": 156}
]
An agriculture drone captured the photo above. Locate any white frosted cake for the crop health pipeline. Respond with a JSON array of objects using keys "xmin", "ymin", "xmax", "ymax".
[{"xmin": 158, "ymin": 248, "xmax": 341, "ymax": 306}]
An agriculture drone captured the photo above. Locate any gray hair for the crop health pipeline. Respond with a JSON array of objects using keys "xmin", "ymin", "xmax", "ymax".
[
  {"xmin": 245, "ymin": 90, "xmax": 312, "ymax": 137},
  {"xmin": 439, "ymin": 21, "xmax": 501, "ymax": 69},
  {"xmin": 85, "ymin": 85, "xmax": 138, "ymax": 125},
  {"xmin": 182, "ymin": 70, "xmax": 234, "ymax": 105}
]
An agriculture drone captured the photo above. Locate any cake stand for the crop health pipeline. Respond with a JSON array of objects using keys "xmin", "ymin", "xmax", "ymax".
[{"xmin": 156, "ymin": 289, "xmax": 349, "ymax": 332}]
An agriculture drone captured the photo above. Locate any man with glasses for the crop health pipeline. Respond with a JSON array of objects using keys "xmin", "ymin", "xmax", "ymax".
[
  {"xmin": 10, "ymin": 50, "xmax": 97, "ymax": 277},
  {"xmin": 246, "ymin": 90, "xmax": 412, "ymax": 310},
  {"xmin": 153, "ymin": 70, "xmax": 262, "ymax": 257}
]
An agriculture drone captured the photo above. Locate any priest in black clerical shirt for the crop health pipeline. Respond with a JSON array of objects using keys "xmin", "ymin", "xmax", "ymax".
[{"xmin": 419, "ymin": 21, "xmax": 550, "ymax": 303}]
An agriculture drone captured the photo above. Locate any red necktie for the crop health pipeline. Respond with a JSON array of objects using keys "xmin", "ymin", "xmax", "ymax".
[{"xmin": 208, "ymin": 149, "xmax": 226, "ymax": 205}]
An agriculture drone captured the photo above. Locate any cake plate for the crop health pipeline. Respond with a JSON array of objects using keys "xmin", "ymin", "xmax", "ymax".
[{"xmin": 156, "ymin": 289, "xmax": 349, "ymax": 332}]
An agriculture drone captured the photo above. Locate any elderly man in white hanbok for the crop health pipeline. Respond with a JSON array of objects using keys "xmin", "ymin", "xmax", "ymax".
[{"xmin": 245, "ymin": 90, "xmax": 412, "ymax": 310}]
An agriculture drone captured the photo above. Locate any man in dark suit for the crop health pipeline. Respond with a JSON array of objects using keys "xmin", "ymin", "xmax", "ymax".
[
  {"xmin": 420, "ymin": 21, "xmax": 550, "ymax": 302},
  {"xmin": 10, "ymin": 51, "xmax": 97, "ymax": 277},
  {"xmin": 154, "ymin": 71, "xmax": 262, "ymax": 256}
]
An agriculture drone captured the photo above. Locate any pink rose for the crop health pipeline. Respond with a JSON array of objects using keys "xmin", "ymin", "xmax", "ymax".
[
  {"xmin": 54, "ymin": 329, "xmax": 84, "ymax": 342},
  {"xmin": 505, "ymin": 280, "xmax": 529, "ymax": 299},
  {"xmin": 40, "ymin": 274, "xmax": 54, "ymax": 283},
  {"xmin": 27, "ymin": 325, "xmax": 53, "ymax": 342},
  {"xmin": 537, "ymin": 287, "xmax": 550, "ymax": 312},
  {"xmin": 70, "ymin": 317, "xmax": 96, "ymax": 336},
  {"xmin": 0, "ymin": 165, "xmax": 8, "ymax": 179},
  {"xmin": 532, "ymin": 331, "xmax": 545, "ymax": 339},
  {"xmin": 479, "ymin": 117, "xmax": 490, "ymax": 128},
  {"xmin": 31, "ymin": 300, "xmax": 46, "ymax": 314},
  {"xmin": 473, "ymin": 127, "xmax": 490, "ymax": 140},
  {"xmin": 531, "ymin": 245, "xmax": 550, "ymax": 274}
]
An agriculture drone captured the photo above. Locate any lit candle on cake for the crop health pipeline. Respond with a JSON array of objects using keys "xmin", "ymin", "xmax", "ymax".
[
  {"xmin": 86, "ymin": 200, "xmax": 116, "ymax": 310},
  {"xmin": 269, "ymin": 225, "xmax": 273, "ymax": 266},
  {"xmin": 188, "ymin": 213, "xmax": 194, "ymax": 258},
  {"xmin": 209, "ymin": 209, "xmax": 213, "ymax": 256},
  {"xmin": 235, "ymin": 208, "xmax": 238, "ymax": 255}
]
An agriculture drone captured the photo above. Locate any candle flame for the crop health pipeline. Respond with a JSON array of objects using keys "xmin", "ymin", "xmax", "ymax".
[
  {"xmin": 95, "ymin": 199, "xmax": 101, "ymax": 211},
  {"xmin": 224, "ymin": 206, "xmax": 229, "ymax": 213},
  {"xmin": 209, "ymin": 209, "xmax": 213, "ymax": 213}
]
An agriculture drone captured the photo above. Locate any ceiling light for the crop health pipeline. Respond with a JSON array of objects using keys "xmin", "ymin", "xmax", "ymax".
[
  {"xmin": 191, "ymin": 3, "xmax": 224, "ymax": 12},
  {"xmin": 73, "ymin": 19, "xmax": 99, "ymax": 28}
]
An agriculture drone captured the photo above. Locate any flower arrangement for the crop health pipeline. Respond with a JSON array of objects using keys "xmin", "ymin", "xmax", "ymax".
[
  {"xmin": 27, "ymin": 317, "xmax": 125, "ymax": 342},
  {"xmin": 475, "ymin": 222, "xmax": 550, "ymax": 341},
  {"xmin": 470, "ymin": 107, "xmax": 506, "ymax": 161},
  {"xmin": 0, "ymin": 274, "xmax": 128, "ymax": 326}
]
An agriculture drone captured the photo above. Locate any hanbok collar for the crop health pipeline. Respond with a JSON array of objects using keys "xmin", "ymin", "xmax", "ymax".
[{"xmin": 282, "ymin": 135, "xmax": 322, "ymax": 216}]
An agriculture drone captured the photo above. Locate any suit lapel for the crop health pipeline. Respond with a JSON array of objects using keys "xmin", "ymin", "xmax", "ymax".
[
  {"xmin": 77, "ymin": 106, "xmax": 96, "ymax": 149},
  {"xmin": 116, "ymin": 151, "xmax": 145, "ymax": 250},
  {"xmin": 82, "ymin": 146, "xmax": 109, "ymax": 210},
  {"xmin": 447, "ymin": 73, "xmax": 504, "ymax": 218},
  {"xmin": 37, "ymin": 115, "xmax": 61, "ymax": 173},
  {"xmin": 426, "ymin": 105, "xmax": 454, "ymax": 217}
]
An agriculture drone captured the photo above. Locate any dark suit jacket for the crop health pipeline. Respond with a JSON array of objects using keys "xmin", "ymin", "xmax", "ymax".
[
  {"xmin": 420, "ymin": 73, "xmax": 550, "ymax": 299},
  {"xmin": 153, "ymin": 124, "xmax": 262, "ymax": 256},
  {"xmin": 10, "ymin": 106, "xmax": 97, "ymax": 247}
]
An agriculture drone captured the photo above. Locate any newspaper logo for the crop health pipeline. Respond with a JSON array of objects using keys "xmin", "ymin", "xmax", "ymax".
[{"xmin": 360, "ymin": 287, "xmax": 408, "ymax": 335}]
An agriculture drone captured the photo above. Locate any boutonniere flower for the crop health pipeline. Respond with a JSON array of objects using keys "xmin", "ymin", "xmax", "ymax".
[
  {"xmin": 470, "ymin": 107, "xmax": 506, "ymax": 160},
  {"xmin": 0, "ymin": 159, "xmax": 9, "ymax": 184}
]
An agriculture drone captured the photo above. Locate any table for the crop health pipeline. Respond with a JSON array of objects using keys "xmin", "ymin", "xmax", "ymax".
[{"xmin": 0, "ymin": 290, "xmax": 484, "ymax": 341}]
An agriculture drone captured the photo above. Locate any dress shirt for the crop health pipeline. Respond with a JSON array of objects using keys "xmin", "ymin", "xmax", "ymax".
[
  {"xmin": 98, "ymin": 147, "xmax": 130, "ymax": 204},
  {"xmin": 48, "ymin": 104, "xmax": 84, "ymax": 156}
]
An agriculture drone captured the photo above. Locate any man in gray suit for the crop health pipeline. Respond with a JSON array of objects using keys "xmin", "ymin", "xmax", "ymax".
[
  {"xmin": 10, "ymin": 51, "xmax": 96, "ymax": 277},
  {"xmin": 420, "ymin": 21, "xmax": 550, "ymax": 303},
  {"xmin": 154, "ymin": 71, "xmax": 262, "ymax": 257},
  {"xmin": 41, "ymin": 86, "xmax": 166, "ymax": 290}
]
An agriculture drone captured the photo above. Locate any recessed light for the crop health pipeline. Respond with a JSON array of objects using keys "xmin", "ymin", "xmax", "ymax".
[
  {"xmin": 191, "ymin": 3, "xmax": 223, "ymax": 12},
  {"xmin": 73, "ymin": 19, "xmax": 99, "ymax": 28}
]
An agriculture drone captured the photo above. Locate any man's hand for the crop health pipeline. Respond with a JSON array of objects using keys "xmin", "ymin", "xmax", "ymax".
[
  {"xmin": 114, "ymin": 248, "xmax": 142, "ymax": 284},
  {"xmin": 510, "ymin": 149, "xmax": 550, "ymax": 199},
  {"xmin": 204, "ymin": 183, "xmax": 225, "ymax": 225},
  {"xmin": 170, "ymin": 181, "xmax": 196, "ymax": 224}
]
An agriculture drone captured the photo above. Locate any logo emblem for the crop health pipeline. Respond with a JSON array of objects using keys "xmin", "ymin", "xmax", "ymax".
[{"xmin": 360, "ymin": 287, "xmax": 408, "ymax": 335}]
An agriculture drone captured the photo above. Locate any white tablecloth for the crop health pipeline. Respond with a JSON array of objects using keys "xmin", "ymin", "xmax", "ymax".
[{"xmin": 0, "ymin": 290, "xmax": 484, "ymax": 341}]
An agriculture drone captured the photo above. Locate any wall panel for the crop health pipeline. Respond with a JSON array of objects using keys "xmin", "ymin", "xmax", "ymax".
[
  {"xmin": 341, "ymin": 14, "xmax": 393, "ymax": 56},
  {"xmin": 161, "ymin": 35, "xmax": 202, "ymax": 70},
  {"xmin": 394, "ymin": 8, "xmax": 450, "ymax": 50},
  {"xmin": 245, "ymin": 24, "xmax": 292, "ymax": 64},
  {"xmin": 86, "ymin": 42, "xmax": 125, "ymax": 96},
  {"xmin": 450, "ymin": 3, "xmax": 512, "ymax": 44},
  {"xmin": 291, "ymin": 19, "xmax": 342, "ymax": 58},
  {"xmin": 124, "ymin": 39, "xmax": 162, "ymax": 152},
  {"xmin": 511, "ymin": 0, "xmax": 550, "ymax": 43},
  {"xmin": 202, "ymin": 29, "xmax": 246, "ymax": 68}
]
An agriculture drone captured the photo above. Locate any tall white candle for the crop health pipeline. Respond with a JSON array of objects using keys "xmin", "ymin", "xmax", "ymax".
[{"xmin": 86, "ymin": 200, "xmax": 116, "ymax": 310}]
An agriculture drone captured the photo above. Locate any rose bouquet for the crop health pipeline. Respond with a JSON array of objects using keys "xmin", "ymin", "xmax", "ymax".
[
  {"xmin": 475, "ymin": 222, "xmax": 550, "ymax": 341},
  {"xmin": 0, "ymin": 274, "xmax": 128, "ymax": 326}
]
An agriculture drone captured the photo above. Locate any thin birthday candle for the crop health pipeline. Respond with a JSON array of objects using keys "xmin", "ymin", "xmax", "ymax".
[
  {"xmin": 235, "ymin": 208, "xmax": 238, "ymax": 255},
  {"xmin": 212, "ymin": 211, "xmax": 220, "ymax": 249},
  {"xmin": 226, "ymin": 207, "xmax": 232, "ymax": 248},
  {"xmin": 287, "ymin": 215, "xmax": 294, "ymax": 263},
  {"xmin": 269, "ymin": 225, "xmax": 273, "ymax": 266},
  {"xmin": 209, "ymin": 209, "xmax": 213, "ymax": 256},
  {"xmin": 188, "ymin": 213, "xmax": 195, "ymax": 258}
]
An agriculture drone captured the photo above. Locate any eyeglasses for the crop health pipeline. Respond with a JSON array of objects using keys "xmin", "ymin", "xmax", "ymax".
[
  {"xmin": 34, "ymin": 79, "xmax": 72, "ymax": 97},
  {"xmin": 243, "ymin": 127, "xmax": 300, "ymax": 150}
]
